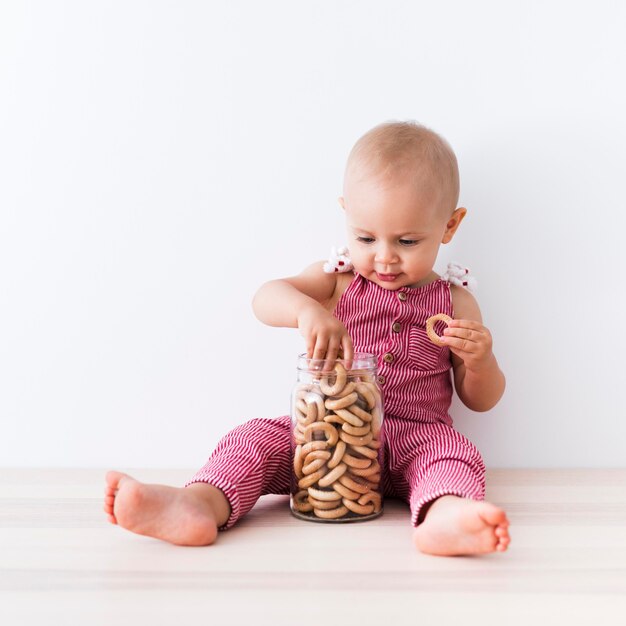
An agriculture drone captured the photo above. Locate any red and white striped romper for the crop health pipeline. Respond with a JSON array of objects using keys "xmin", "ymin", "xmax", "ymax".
[{"xmin": 187, "ymin": 271, "xmax": 486, "ymax": 529}]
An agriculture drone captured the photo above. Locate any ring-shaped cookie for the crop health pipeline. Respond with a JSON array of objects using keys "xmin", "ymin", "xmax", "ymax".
[
  {"xmin": 308, "ymin": 496, "xmax": 342, "ymax": 510},
  {"xmin": 298, "ymin": 467, "xmax": 327, "ymax": 489},
  {"xmin": 332, "ymin": 480, "xmax": 361, "ymax": 500},
  {"xmin": 292, "ymin": 490, "xmax": 313, "ymax": 512},
  {"xmin": 313, "ymin": 505, "xmax": 349, "ymax": 519},
  {"xmin": 334, "ymin": 408, "xmax": 365, "ymax": 427},
  {"xmin": 308, "ymin": 486, "xmax": 342, "ymax": 501},
  {"xmin": 325, "ymin": 392, "xmax": 359, "ymax": 411},
  {"xmin": 296, "ymin": 405, "xmax": 314, "ymax": 427},
  {"xmin": 354, "ymin": 382, "xmax": 377, "ymax": 410},
  {"xmin": 332, "ymin": 382, "xmax": 356, "ymax": 398},
  {"xmin": 358, "ymin": 491, "xmax": 382, "ymax": 512},
  {"xmin": 367, "ymin": 437, "xmax": 382, "ymax": 449},
  {"xmin": 302, "ymin": 457, "xmax": 327, "ymax": 475},
  {"xmin": 318, "ymin": 462, "xmax": 348, "ymax": 487},
  {"xmin": 342, "ymin": 452, "xmax": 372, "ymax": 469},
  {"xmin": 293, "ymin": 444, "xmax": 304, "ymax": 478},
  {"xmin": 342, "ymin": 422, "xmax": 371, "ymax": 437},
  {"xmin": 343, "ymin": 498, "xmax": 375, "ymax": 516},
  {"xmin": 304, "ymin": 422, "xmax": 339, "ymax": 447},
  {"xmin": 309, "ymin": 393, "xmax": 326, "ymax": 422},
  {"xmin": 301, "ymin": 440, "xmax": 328, "ymax": 456},
  {"xmin": 326, "ymin": 440, "xmax": 347, "ymax": 469},
  {"xmin": 293, "ymin": 428, "xmax": 306, "ymax": 445},
  {"xmin": 349, "ymin": 460, "xmax": 380, "ymax": 477},
  {"xmin": 324, "ymin": 414, "xmax": 347, "ymax": 426},
  {"xmin": 295, "ymin": 398, "xmax": 308, "ymax": 417},
  {"xmin": 426, "ymin": 313, "xmax": 453, "ymax": 346},
  {"xmin": 370, "ymin": 408, "xmax": 382, "ymax": 437},
  {"xmin": 345, "ymin": 404, "xmax": 372, "ymax": 423},
  {"xmin": 339, "ymin": 430, "xmax": 373, "ymax": 447},
  {"xmin": 303, "ymin": 449, "xmax": 331, "ymax": 464},
  {"xmin": 361, "ymin": 475, "xmax": 381, "ymax": 489},
  {"xmin": 338, "ymin": 473, "xmax": 371, "ymax": 495},
  {"xmin": 319, "ymin": 363, "xmax": 347, "ymax": 396},
  {"xmin": 349, "ymin": 444, "xmax": 379, "ymax": 460}
]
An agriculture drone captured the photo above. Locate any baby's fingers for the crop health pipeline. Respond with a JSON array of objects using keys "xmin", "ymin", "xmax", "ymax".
[
  {"xmin": 311, "ymin": 334, "xmax": 330, "ymax": 362},
  {"xmin": 341, "ymin": 334, "xmax": 354, "ymax": 370},
  {"xmin": 444, "ymin": 325, "xmax": 491, "ymax": 351},
  {"xmin": 440, "ymin": 334, "xmax": 477, "ymax": 354},
  {"xmin": 323, "ymin": 336, "xmax": 342, "ymax": 371},
  {"xmin": 443, "ymin": 326, "xmax": 480, "ymax": 343},
  {"xmin": 447, "ymin": 318, "xmax": 484, "ymax": 331}
]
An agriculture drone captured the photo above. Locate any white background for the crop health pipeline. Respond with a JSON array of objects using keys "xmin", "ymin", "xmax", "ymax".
[{"xmin": 1, "ymin": 1, "xmax": 624, "ymax": 469}]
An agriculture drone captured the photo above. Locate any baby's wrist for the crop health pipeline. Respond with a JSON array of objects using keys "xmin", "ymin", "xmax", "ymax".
[
  {"xmin": 296, "ymin": 300, "xmax": 325, "ymax": 325},
  {"xmin": 465, "ymin": 353, "xmax": 498, "ymax": 375}
]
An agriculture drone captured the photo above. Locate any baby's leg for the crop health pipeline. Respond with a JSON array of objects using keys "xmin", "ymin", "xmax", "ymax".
[
  {"xmin": 104, "ymin": 416, "xmax": 291, "ymax": 545},
  {"xmin": 185, "ymin": 416, "xmax": 291, "ymax": 529},
  {"xmin": 388, "ymin": 420, "xmax": 510, "ymax": 556}
]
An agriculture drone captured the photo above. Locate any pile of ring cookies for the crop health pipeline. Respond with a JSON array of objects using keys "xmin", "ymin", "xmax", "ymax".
[{"xmin": 291, "ymin": 362, "xmax": 383, "ymax": 521}]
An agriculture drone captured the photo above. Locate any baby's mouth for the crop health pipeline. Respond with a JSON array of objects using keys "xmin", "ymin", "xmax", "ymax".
[{"xmin": 376, "ymin": 272, "xmax": 399, "ymax": 282}]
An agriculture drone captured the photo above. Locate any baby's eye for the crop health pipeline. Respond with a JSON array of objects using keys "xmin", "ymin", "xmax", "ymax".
[
  {"xmin": 399, "ymin": 239, "xmax": 419, "ymax": 246},
  {"xmin": 357, "ymin": 236, "xmax": 375, "ymax": 244}
]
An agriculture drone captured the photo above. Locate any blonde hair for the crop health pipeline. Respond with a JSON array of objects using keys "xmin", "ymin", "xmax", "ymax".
[{"xmin": 345, "ymin": 120, "xmax": 460, "ymax": 214}]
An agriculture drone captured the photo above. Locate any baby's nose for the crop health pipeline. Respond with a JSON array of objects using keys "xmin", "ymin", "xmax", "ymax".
[{"xmin": 375, "ymin": 245, "xmax": 398, "ymax": 264}]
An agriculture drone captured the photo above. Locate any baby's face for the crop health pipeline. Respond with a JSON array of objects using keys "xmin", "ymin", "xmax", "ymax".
[{"xmin": 341, "ymin": 172, "xmax": 452, "ymax": 290}]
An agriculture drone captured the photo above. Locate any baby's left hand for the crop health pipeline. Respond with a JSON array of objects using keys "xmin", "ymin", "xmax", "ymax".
[{"xmin": 440, "ymin": 319, "xmax": 494, "ymax": 372}]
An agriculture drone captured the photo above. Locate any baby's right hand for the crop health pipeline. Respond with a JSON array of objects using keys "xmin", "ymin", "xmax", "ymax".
[{"xmin": 297, "ymin": 304, "xmax": 354, "ymax": 366}]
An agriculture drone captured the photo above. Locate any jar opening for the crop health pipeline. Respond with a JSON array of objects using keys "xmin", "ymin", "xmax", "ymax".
[{"xmin": 297, "ymin": 352, "xmax": 377, "ymax": 372}]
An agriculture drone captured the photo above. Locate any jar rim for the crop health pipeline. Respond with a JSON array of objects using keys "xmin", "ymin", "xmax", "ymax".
[{"xmin": 297, "ymin": 352, "xmax": 377, "ymax": 372}]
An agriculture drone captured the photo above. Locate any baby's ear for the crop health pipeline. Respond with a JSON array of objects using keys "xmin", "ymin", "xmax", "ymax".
[
  {"xmin": 442, "ymin": 207, "xmax": 467, "ymax": 243},
  {"xmin": 338, "ymin": 196, "xmax": 346, "ymax": 210}
]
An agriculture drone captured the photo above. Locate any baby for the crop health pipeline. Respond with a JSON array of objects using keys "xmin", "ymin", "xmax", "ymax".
[{"xmin": 104, "ymin": 120, "xmax": 511, "ymax": 556}]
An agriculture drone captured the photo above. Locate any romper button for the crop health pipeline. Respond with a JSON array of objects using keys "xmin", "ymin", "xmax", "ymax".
[
  {"xmin": 398, "ymin": 292, "xmax": 407, "ymax": 301},
  {"xmin": 392, "ymin": 322, "xmax": 402, "ymax": 333},
  {"xmin": 377, "ymin": 375, "xmax": 385, "ymax": 385},
  {"xmin": 383, "ymin": 352, "xmax": 394, "ymax": 363}
]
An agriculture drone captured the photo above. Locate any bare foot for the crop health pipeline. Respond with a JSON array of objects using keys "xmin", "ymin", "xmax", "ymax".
[
  {"xmin": 412, "ymin": 495, "xmax": 511, "ymax": 556},
  {"xmin": 103, "ymin": 471, "xmax": 229, "ymax": 546}
]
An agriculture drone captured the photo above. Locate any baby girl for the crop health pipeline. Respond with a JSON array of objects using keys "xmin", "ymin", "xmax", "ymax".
[{"xmin": 104, "ymin": 120, "xmax": 511, "ymax": 556}]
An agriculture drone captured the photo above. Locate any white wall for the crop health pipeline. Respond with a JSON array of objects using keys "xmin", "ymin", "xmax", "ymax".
[{"xmin": 1, "ymin": 1, "xmax": 624, "ymax": 469}]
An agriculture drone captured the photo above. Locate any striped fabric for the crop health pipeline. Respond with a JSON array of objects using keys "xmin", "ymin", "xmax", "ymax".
[
  {"xmin": 334, "ymin": 273, "xmax": 455, "ymax": 425},
  {"xmin": 187, "ymin": 272, "xmax": 485, "ymax": 529}
]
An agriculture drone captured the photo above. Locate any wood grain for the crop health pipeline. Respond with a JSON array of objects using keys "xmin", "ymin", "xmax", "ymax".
[{"xmin": 1, "ymin": 468, "xmax": 625, "ymax": 625}]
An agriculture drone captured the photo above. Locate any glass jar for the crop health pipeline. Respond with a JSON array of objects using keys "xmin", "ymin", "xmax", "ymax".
[{"xmin": 290, "ymin": 353, "xmax": 384, "ymax": 522}]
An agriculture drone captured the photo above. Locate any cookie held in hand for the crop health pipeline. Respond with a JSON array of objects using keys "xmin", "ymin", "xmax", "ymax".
[{"xmin": 426, "ymin": 314, "xmax": 453, "ymax": 346}]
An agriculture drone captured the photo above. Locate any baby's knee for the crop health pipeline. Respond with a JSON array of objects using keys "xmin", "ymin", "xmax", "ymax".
[{"xmin": 413, "ymin": 432, "xmax": 486, "ymax": 479}]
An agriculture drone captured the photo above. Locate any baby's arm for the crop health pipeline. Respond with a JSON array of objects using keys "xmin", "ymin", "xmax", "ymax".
[
  {"xmin": 443, "ymin": 286, "xmax": 506, "ymax": 412},
  {"xmin": 252, "ymin": 261, "xmax": 353, "ymax": 362}
]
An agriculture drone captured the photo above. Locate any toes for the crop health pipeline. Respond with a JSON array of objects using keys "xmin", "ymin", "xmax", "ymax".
[
  {"xmin": 494, "ymin": 521, "xmax": 511, "ymax": 553},
  {"xmin": 104, "ymin": 471, "xmax": 131, "ymax": 526},
  {"xmin": 103, "ymin": 502, "xmax": 116, "ymax": 523},
  {"xmin": 478, "ymin": 502, "xmax": 508, "ymax": 527},
  {"xmin": 496, "ymin": 532, "xmax": 511, "ymax": 552},
  {"xmin": 105, "ymin": 470, "xmax": 128, "ymax": 491}
]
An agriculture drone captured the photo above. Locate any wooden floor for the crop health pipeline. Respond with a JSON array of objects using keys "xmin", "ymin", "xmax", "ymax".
[{"xmin": 1, "ymin": 468, "xmax": 625, "ymax": 626}]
